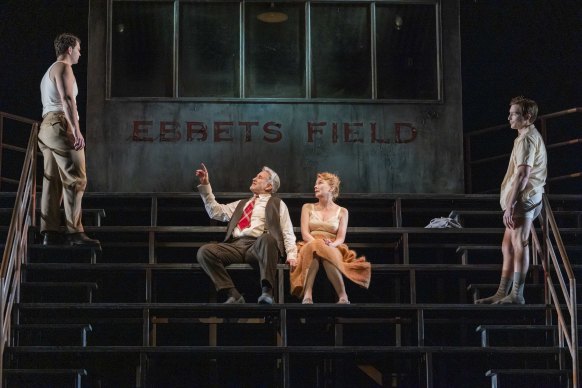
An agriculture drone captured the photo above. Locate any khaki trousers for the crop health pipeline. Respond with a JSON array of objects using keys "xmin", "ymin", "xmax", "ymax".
[{"xmin": 38, "ymin": 112, "xmax": 87, "ymax": 233}]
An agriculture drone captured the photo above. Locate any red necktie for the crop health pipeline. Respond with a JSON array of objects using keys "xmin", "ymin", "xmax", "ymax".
[{"xmin": 237, "ymin": 197, "xmax": 257, "ymax": 230}]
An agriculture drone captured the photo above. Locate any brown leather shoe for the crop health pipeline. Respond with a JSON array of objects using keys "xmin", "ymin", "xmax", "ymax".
[
  {"xmin": 42, "ymin": 231, "xmax": 63, "ymax": 246},
  {"xmin": 66, "ymin": 232, "xmax": 101, "ymax": 247}
]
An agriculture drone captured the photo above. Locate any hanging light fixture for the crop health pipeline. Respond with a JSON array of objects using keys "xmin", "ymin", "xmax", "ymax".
[
  {"xmin": 394, "ymin": 15, "xmax": 403, "ymax": 30},
  {"xmin": 257, "ymin": 2, "xmax": 288, "ymax": 23}
]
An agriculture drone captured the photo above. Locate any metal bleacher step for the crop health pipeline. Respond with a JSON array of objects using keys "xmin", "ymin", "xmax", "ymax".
[
  {"xmin": 21, "ymin": 262, "xmax": 507, "ymax": 304},
  {"xmin": 449, "ymin": 209, "xmax": 582, "ymax": 227},
  {"xmin": 14, "ymin": 302, "xmax": 562, "ymax": 325},
  {"xmin": 20, "ymin": 281, "xmax": 98, "ymax": 303},
  {"xmin": 0, "ymin": 208, "xmax": 106, "ymax": 227},
  {"xmin": 28, "ymin": 243, "xmax": 102, "ymax": 251},
  {"xmin": 27, "ymin": 243, "xmax": 102, "ymax": 265},
  {"xmin": 5, "ymin": 344, "xmax": 566, "ymax": 387},
  {"xmin": 485, "ymin": 368, "xmax": 571, "ymax": 388},
  {"xmin": 13, "ymin": 323, "xmax": 93, "ymax": 346},
  {"xmin": 467, "ymin": 283, "xmax": 545, "ymax": 303},
  {"xmin": 457, "ymin": 243, "xmax": 582, "ymax": 266},
  {"xmin": 3, "ymin": 368, "xmax": 87, "ymax": 388},
  {"xmin": 477, "ymin": 324, "xmax": 557, "ymax": 348},
  {"xmin": 7, "ymin": 344, "xmax": 565, "ymax": 357},
  {"xmin": 476, "ymin": 324, "xmax": 582, "ymax": 347},
  {"xmin": 467, "ymin": 282, "xmax": 582, "ymax": 303},
  {"xmin": 457, "ymin": 243, "xmax": 582, "ymax": 253},
  {"xmin": 8, "ymin": 192, "xmax": 580, "ymax": 387}
]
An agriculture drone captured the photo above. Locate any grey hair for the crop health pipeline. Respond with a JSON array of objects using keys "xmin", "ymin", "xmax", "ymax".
[{"xmin": 262, "ymin": 166, "xmax": 280, "ymax": 193}]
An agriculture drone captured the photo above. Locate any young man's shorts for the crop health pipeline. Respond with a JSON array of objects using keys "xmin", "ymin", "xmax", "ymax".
[{"xmin": 514, "ymin": 192, "xmax": 543, "ymax": 220}]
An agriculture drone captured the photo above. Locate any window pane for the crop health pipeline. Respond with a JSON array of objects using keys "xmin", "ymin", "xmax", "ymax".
[
  {"xmin": 111, "ymin": 1, "xmax": 173, "ymax": 97},
  {"xmin": 311, "ymin": 4, "xmax": 371, "ymax": 99},
  {"xmin": 376, "ymin": 4, "xmax": 438, "ymax": 100},
  {"xmin": 245, "ymin": 3, "xmax": 305, "ymax": 98},
  {"xmin": 179, "ymin": 3, "xmax": 240, "ymax": 97}
]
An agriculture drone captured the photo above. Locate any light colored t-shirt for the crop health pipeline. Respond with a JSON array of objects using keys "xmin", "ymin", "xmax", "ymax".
[{"xmin": 499, "ymin": 124, "xmax": 547, "ymax": 210}]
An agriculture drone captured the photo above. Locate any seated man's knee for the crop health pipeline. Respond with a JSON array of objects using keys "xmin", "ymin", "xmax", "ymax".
[
  {"xmin": 196, "ymin": 244, "xmax": 213, "ymax": 264},
  {"xmin": 251, "ymin": 234, "xmax": 280, "ymax": 264},
  {"xmin": 256, "ymin": 233, "xmax": 277, "ymax": 248}
]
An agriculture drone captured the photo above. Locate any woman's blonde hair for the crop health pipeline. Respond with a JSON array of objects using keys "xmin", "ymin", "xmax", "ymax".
[{"xmin": 317, "ymin": 172, "xmax": 340, "ymax": 200}]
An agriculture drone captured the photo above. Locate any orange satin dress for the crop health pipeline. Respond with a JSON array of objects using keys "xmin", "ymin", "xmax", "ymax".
[{"xmin": 290, "ymin": 204, "xmax": 371, "ymax": 298}]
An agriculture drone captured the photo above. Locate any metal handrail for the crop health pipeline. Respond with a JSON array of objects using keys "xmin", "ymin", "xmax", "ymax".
[
  {"xmin": 0, "ymin": 112, "xmax": 38, "ymax": 126},
  {"xmin": 0, "ymin": 112, "xmax": 41, "ymax": 192},
  {"xmin": 464, "ymin": 107, "xmax": 582, "ymax": 194},
  {"xmin": 531, "ymin": 194, "xmax": 579, "ymax": 387},
  {"xmin": 0, "ymin": 119, "xmax": 38, "ymax": 386}
]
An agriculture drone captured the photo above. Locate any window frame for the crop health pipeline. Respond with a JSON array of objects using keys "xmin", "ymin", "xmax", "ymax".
[{"xmin": 106, "ymin": 0, "xmax": 442, "ymax": 103}]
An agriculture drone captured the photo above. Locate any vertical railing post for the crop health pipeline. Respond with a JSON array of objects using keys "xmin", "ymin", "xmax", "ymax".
[
  {"xmin": 463, "ymin": 135, "xmax": 472, "ymax": 193},
  {"xmin": 30, "ymin": 123, "xmax": 38, "ymax": 228},
  {"xmin": 538, "ymin": 117, "xmax": 549, "ymax": 193},
  {"xmin": 570, "ymin": 277, "xmax": 579, "ymax": 388},
  {"xmin": 543, "ymin": 206, "xmax": 551, "ymax": 307},
  {"xmin": 0, "ymin": 276, "xmax": 4, "ymax": 388},
  {"xmin": 394, "ymin": 198, "xmax": 402, "ymax": 227},
  {"xmin": 538, "ymin": 116, "xmax": 548, "ymax": 145},
  {"xmin": 0, "ymin": 114, "xmax": 4, "ymax": 192}
]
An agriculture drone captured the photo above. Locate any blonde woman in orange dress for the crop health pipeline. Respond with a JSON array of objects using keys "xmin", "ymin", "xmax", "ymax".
[{"xmin": 287, "ymin": 173, "xmax": 371, "ymax": 304}]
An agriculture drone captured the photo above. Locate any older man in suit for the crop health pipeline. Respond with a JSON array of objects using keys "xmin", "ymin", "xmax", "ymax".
[{"xmin": 195, "ymin": 163, "xmax": 297, "ymax": 304}]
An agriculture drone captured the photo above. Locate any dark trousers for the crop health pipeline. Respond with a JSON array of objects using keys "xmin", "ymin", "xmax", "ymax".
[{"xmin": 196, "ymin": 234, "xmax": 280, "ymax": 292}]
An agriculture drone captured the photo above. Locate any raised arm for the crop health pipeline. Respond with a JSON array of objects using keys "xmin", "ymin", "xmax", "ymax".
[
  {"xmin": 195, "ymin": 163, "xmax": 238, "ymax": 222},
  {"xmin": 195, "ymin": 162, "xmax": 210, "ymax": 186}
]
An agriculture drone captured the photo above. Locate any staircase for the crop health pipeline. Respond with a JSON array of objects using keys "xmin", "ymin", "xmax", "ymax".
[
  {"xmin": 0, "ymin": 111, "xmax": 579, "ymax": 387},
  {"xmin": 1, "ymin": 191, "xmax": 580, "ymax": 387}
]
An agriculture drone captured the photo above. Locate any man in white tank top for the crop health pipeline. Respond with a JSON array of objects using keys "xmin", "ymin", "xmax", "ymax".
[{"xmin": 38, "ymin": 33, "xmax": 99, "ymax": 247}]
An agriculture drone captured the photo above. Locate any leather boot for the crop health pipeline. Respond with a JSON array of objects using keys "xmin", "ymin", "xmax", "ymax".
[{"xmin": 66, "ymin": 232, "xmax": 101, "ymax": 247}]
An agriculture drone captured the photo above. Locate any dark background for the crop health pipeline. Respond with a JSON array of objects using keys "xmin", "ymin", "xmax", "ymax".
[
  {"xmin": 460, "ymin": 0, "xmax": 582, "ymax": 129},
  {"xmin": 0, "ymin": 0, "xmax": 90, "ymax": 122},
  {"xmin": 1, "ymin": 0, "xmax": 581, "ymax": 191}
]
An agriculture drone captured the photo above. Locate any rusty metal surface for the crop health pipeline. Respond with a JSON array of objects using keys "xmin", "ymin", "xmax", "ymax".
[{"xmin": 86, "ymin": 0, "xmax": 463, "ymax": 194}]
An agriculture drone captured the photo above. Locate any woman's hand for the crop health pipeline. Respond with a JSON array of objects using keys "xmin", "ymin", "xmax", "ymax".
[{"xmin": 323, "ymin": 238, "xmax": 337, "ymax": 247}]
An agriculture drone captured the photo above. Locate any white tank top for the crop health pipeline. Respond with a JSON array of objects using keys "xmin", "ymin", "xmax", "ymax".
[{"xmin": 40, "ymin": 61, "xmax": 78, "ymax": 118}]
